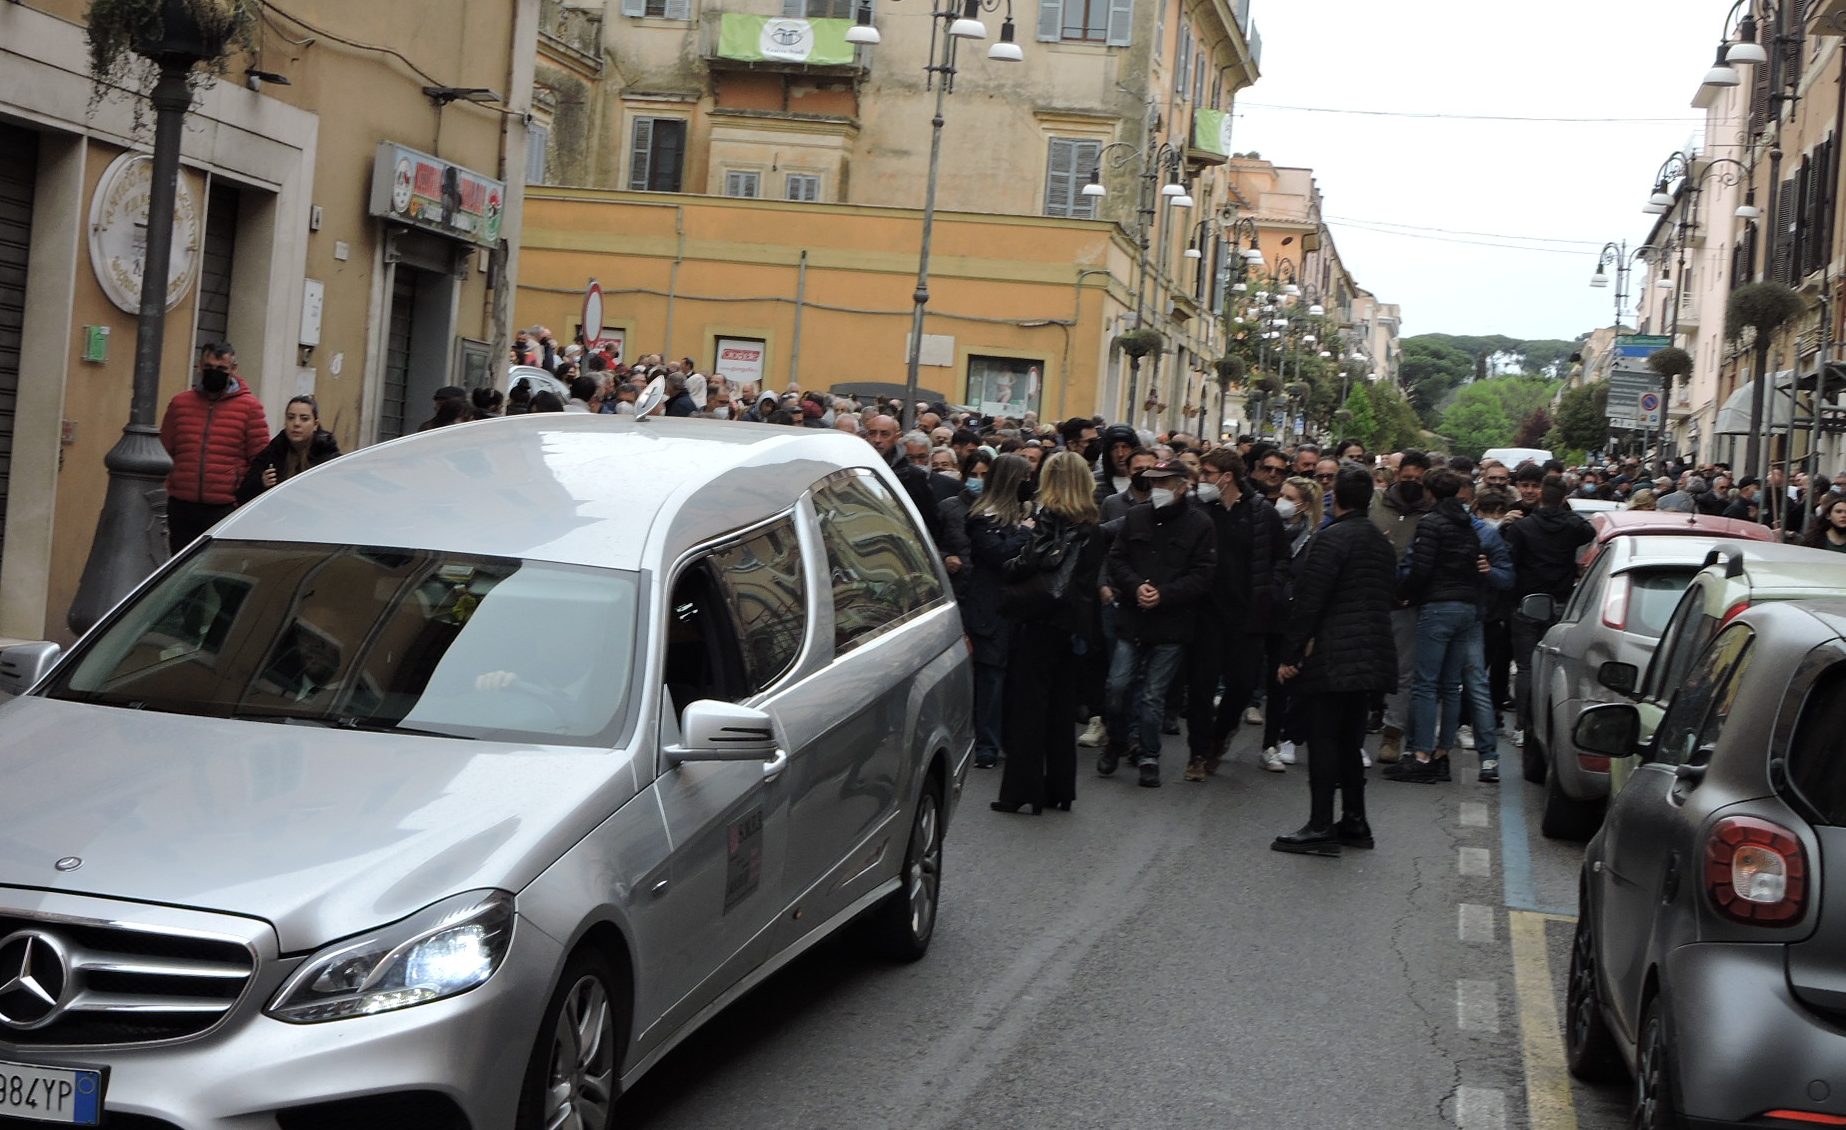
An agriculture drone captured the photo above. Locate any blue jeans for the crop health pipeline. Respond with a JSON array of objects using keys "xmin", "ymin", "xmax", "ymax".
[
  {"xmin": 974, "ymin": 661, "xmax": 1006, "ymax": 765},
  {"xmin": 1410, "ymin": 602, "xmax": 1498, "ymax": 760},
  {"xmin": 1105, "ymin": 639, "xmax": 1186, "ymax": 764}
]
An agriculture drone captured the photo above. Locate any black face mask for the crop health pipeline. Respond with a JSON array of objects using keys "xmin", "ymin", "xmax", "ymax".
[
  {"xmin": 1130, "ymin": 474, "xmax": 1150, "ymax": 494},
  {"xmin": 1398, "ymin": 480, "xmax": 1425, "ymax": 503},
  {"xmin": 200, "ymin": 368, "xmax": 231, "ymax": 395}
]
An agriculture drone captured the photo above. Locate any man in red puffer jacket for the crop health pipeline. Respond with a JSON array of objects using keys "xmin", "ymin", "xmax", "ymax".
[{"xmin": 159, "ymin": 342, "xmax": 270, "ymax": 555}]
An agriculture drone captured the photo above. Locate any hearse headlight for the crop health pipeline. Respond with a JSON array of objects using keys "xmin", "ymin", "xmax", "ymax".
[{"xmin": 267, "ymin": 890, "xmax": 514, "ymax": 1022}]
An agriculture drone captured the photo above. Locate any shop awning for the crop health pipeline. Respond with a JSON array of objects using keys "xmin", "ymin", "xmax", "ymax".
[{"xmin": 1714, "ymin": 370, "xmax": 1798, "ymax": 435}]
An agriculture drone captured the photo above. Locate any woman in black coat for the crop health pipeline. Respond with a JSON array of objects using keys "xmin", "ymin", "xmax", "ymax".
[
  {"xmin": 994, "ymin": 451, "xmax": 1104, "ymax": 814},
  {"xmin": 964, "ymin": 454, "xmax": 1034, "ymax": 770},
  {"xmin": 237, "ymin": 396, "xmax": 342, "ymax": 504}
]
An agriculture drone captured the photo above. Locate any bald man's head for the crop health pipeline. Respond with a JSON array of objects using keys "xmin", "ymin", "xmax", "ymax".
[{"xmin": 864, "ymin": 414, "xmax": 901, "ymax": 455}]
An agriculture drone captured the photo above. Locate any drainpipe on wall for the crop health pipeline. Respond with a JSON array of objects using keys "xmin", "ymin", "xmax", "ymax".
[
  {"xmin": 1070, "ymin": 268, "xmax": 1112, "ymax": 419},
  {"xmin": 790, "ymin": 250, "xmax": 808, "ymax": 390},
  {"xmin": 664, "ymin": 205, "xmax": 685, "ymax": 355},
  {"xmin": 493, "ymin": 0, "xmax": 541, "ymax": 358}
]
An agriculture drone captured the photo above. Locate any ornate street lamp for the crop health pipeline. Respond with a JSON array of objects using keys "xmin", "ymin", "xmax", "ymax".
[
  {"xmin": 69, "ymin": 0, "xmax": 247, "ymax": 633},
  {"xmin": 862, "ymin": 0, "xmax": 1023, "ymax": 429}
]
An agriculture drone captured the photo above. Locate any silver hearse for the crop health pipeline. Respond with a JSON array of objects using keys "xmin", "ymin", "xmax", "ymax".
[{"xmin": 0, "ymin": 415, "xmax": 971, "ymax": 1129}]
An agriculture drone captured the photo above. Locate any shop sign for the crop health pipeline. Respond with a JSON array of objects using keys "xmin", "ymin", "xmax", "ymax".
[
  {"xmin": 368, "ymin": 142, "xmax": 506, "ymax": 248},
  {"xmin": 715, "ymin": 337, "xmax": 767, "ymax": 387}
]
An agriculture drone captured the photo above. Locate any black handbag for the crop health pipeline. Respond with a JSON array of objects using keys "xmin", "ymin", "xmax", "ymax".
[{"xmin": 1001, "ymin": 517, "xmax": 1084, "ymax": 618}]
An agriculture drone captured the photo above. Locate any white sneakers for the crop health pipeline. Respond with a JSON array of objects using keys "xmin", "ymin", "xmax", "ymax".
[
  {"xmin": 1278, "ymin": 741, "xmax": 1297, "ymax": 765},
  {"xmin": 1261, "ymin": 746, "xmax": 1286, "ymax": 772},
  {"xmin": 1077, "ymin": 716, "xmax": 1106, "ymax": 747},
  {"xmin": 1244, "ymin": 705, "xmax": 1265, "ymax": 726}
]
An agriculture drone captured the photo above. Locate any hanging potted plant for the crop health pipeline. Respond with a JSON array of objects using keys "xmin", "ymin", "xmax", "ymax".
[
  {"xmin": 1213, "ymin": 355, "xmax": 1246, "ymax": 387},
  {"xmin": 1116, "ymin": 328, "xmax": 1165, "ymax": 360},
  {"xmin": 87, "ymin": 0, "xmax": 257, "ymax": 100}
]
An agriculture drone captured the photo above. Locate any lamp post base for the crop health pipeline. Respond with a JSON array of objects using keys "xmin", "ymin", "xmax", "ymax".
[{"xmin": 66, "ymin": 424, "xmax": 172, "ymax": 635}]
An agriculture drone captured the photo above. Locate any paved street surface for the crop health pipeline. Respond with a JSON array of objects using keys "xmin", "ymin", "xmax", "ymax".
[{"xmin": 615, "ymin": 721, "xmax": 1633, "ymax": 1130}]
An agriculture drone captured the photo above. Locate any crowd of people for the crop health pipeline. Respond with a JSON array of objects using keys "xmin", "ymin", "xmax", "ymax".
[{"xmin": 158, "ymin": 334, "xmax": 1846, "ymax": 855}]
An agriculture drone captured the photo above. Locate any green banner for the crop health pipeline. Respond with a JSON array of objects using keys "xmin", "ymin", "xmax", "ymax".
[
  {"xmin": 717, "ymin": 14, "xmax": 856, "ymax": 65},
  {"xmin": 1193, "ymin": 109, "xmax": 1234, "ymax": 157}
]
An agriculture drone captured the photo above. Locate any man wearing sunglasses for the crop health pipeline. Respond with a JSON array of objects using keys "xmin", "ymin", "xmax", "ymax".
[
  {"xmin": 159, "ymin": 342, "xmax": 270, "ymax": 555},
  {"xmin": 1252, "ymin": 453, "xmax": 1290, "ymax": 502}
]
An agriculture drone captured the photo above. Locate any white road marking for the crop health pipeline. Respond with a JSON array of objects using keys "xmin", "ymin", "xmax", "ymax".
[
  {"xmin": 1460, "ymin": 801, "xmax": 1490, "ymax": 828},
  {"xmin": 1459, "ymin": 846, "xmax": 1493, "ymax": 877},
  {"xmin": 1458, "ymin": 979, "xmax": 1502, "ymax": 1033},
  {"xmin": 1459, "ymin": 903, "xmax": 1496, "ymax": 944},
  {"xmin": 1456, "ymin": 1086, "xmax": 1508, "ymax": 1130}
]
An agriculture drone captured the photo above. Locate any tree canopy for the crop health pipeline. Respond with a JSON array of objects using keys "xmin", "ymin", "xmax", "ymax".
[{"xmin": 1429, "ymin": 375, "xmax": 1562, "ymax": 460}]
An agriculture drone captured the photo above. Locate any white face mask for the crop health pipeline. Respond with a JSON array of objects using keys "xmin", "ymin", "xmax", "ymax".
[
  {"xmin": 712, "ymin": 406, "xmax": 732, "ymax": 419},
  {"xmin": 1195, "ymin": 483, "xmax": 1221, "ymax": 505},
  {"xmin": 1149, "ymin": 487, "xmax": 1177, "ymax": 509},
  {"xmin": 1275, "ymin": 499, "xmax": 1299, "ymax": 520}
]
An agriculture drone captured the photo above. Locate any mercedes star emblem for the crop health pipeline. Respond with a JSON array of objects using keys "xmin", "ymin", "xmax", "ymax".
[{"xmin": 0, "ymin": 931, "xmax": 71, "ymax": 1029}]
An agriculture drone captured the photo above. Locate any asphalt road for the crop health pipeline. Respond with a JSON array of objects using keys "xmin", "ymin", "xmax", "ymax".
[{"xmin": 615, "ymin": 720, "xmax": 1633, "ymax": 1130}]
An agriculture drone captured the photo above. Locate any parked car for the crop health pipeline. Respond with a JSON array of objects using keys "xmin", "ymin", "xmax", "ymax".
[
  {"xmin": 1522, "ymin": 533, "xmax": 1750, "ymax": 839},
  {"xmin": 1577, "ymin": 510, "xmax": 1776, "ymax": 570},
  {"xmin": 0, "ymin": 415, "xmax": 972, "ymax": 1129},
  {"xmin": 1567, "ymin": 599, "xmax": 1846, "ymax": 1128},
  {"xmin": 1596, "ymin": 541, "xmax": 1846, "ymax": 798}
]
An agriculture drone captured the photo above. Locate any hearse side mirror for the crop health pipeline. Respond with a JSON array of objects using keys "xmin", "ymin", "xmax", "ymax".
[
  {"xmin": 666, "ymin": 700, "xmax": 782, "ymax": 767},
  {"xmin": 1597, "ymin": 661, "xmax": 1639, "ymax": 696},
  {"xmin": 1573, "ymin": 702, "xmax": 1641, "ymax": 760},
  {"xmin": 1519, "ymin": 593, "xmax": 1557, "ymax": 622},
  {"xmin": 0, "ymin": 641, "xmax": 62, "ymax": 696}
]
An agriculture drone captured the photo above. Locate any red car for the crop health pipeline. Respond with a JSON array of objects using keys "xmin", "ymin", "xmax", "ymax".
[{"xmin": 1579, "ymin": 510, "xmax": 1777, "ymax": 569}]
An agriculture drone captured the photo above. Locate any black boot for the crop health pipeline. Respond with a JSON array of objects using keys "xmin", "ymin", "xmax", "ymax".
[
  {"xmin": 1097, "ymin": 745, "xmax": 1123, "ymax": 776},
  {"xmin": 1272, "ymin": 823, "xmax": 1341, "ymax": 856},
  {"xmin": 1335, "ymin": 815, "xmax": 1375, "ymax": 850}
]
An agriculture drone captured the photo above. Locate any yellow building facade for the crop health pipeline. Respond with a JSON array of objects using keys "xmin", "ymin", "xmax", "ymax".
[{"xmin": 1, "ymin": 0, "xmax": 538, "ymax": 640}]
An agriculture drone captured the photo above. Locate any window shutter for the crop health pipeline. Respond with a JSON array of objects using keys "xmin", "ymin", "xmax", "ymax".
[
  {"xmin": 1192, "ymin": 40, "xmax": 1206, "ymax": 106},
  {"xmin": 622, "ymin": 0, "xmax": 645, "ymax": 15},
  {"xmin": 629, "ymin": 119, "xmax": 653, "ymax": 191},
  {"xmin": 1824, "ymin": 135, "xmax": 1838, "ymax": 273},
  {"xmin": 1045, "ymin": 138, "xmax": 1075, "ymax": 217},
  {"xmin": 1175, "ymin": 24, "xmax": 1189, "ymax": 95},
  {"xmin": 656, "ymin": 119, "xmax": 686, "ymax": 192},
  {"xmin": 1775, "ymin": 177, "xmax": 1798, "ymax": 284},
  {"xmin": 526, "ymin": 123, "xmax": 550, "ymax": 185},
  {"xmin": 1750, "ymin": 45, "xmax": 1772, "ymax": 137},
  {"xmin": 1074, "ymin": 139, "xmax": 1099, "ymax": 219},
  {"xmin": 664, "ymin": 0, "xmax": 691, "ymax": 19},
  {"xmin": 1104, "ymin": 0, "xmax": 1133, "ymax": 47},
  {"xmin": 1037, "ymin": 0, "xmax": 1062, "ymax": 40}
]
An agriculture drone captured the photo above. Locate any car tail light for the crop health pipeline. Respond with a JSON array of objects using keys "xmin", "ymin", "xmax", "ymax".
[
  {"xmin": 1705, "ymin": 816, "xmax": 1808, "ymax": 925},
  {"xmin": 1601, "ymin": 577, "xmax": 1631, "ymax": 630},
  {"xmin": 1761, "ymin": 1111, "xmax": 1846, "ymax": 1126},
  {"xmin": 1720, "ymin": 600, "xmax": 1752, "ymax": 626},
  {"xmin": 1578, "ymin": 752, "xmax": 1611, "ymax": 773}
]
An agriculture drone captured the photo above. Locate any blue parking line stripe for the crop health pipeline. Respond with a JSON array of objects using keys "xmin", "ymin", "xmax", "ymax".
[{"xmin": 1499, "ymin": 767, "xmax": 1575, "ymax": 917}]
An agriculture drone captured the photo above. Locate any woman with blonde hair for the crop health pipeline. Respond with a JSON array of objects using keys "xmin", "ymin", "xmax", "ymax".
[
  {"xmin": 1278, "ymin": 475, "xmax": 1322, "ymax": 555},
  {"xmin": 965, "ymin": 454, "xmax": 1035, "ymax": 770},
  {"xmin": 1627, "ymin": 488, "xmax": 1657, "ymax": 511},
  {"xmin": 993, "ymin": 450, "xmax": 1104, "ymax": 813}
]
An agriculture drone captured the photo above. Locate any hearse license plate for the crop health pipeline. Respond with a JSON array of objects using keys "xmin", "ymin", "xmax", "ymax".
[{"xmin": 0, "ymin": 1060, "xmax": 104, "ymax": 1125}]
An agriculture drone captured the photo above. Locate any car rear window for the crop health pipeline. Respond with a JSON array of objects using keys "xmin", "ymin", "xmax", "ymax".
[
  {"xmin": 1787, "ymin": 665, "xmax": 1846, "ymax": 826},
  {"xmin": 1626, "ymin": 569, "xmax": 1699, "ymax": 638}
]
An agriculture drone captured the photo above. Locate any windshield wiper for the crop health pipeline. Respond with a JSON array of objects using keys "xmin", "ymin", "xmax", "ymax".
[{"xmin": 331, "ymin": 716, "xmax": 473, "ymax": 740}]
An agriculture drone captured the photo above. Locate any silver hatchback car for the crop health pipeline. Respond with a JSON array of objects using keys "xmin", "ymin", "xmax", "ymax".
[
  {"xmin": 1523, "ymin": 534, "xmax": 1742, "ymax": 840},
  {"xmin": 0, "ymin": 416, "xmax": 971, "ymax": 1129}
]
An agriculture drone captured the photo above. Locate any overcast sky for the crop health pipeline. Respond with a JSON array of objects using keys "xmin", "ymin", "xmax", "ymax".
[{"xmin": 1232, "ymin": 0, "xmax": 1728, "ymax": 343}]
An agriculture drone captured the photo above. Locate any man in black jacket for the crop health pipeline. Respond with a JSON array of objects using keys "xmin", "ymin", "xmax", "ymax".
[
  {"xmin": 1102, "ymin": 459, "xmax": 1217, "ymax": 788},
  {"xmin": 864, "ymin": 414, "xmax": 941, "ymax": 539},
  {"xmin": 1385, "ymin": 468, "xmax": 1484, "ymax": 785},
  {"xmin": 1094, "ymin": 424, "xmax": 1140, "ymax": 503},
  {"xmin": 1273, "ymin": 467, "xmax": 1398, "ymax": 856},
  {"xmin": 1186, "ymin": 449, "xmax": 1286, "ymax": 780},
  {"xmin": 1503, "ymin": 475, "xmax": 1594, "ymax": 749}
]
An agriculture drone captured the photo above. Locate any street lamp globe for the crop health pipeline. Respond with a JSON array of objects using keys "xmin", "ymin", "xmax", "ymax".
[
  {"xmin": 1308, "ymin": 303, "xmax": 1325, "ymax": 316},
  {"xmin": 845, "ymin": 2, "xmax": 881, "ymax": 45},
  {"xmin": 1282, "ymin": 282, "xmax": 1300, "ymax": 296},
  {"xmin": 1184, "ymin": 247, "xmax": 1202, "ymax": 260},
  {"xmin": 1172, "ymin": 191, "xmax": 1194, "ymax": 208},
  {"xmin": 987, "ymin": 18, "xmax": 1023, "ymax": 60},
  {"xmin": 1589, "ymin": 269, "xmax": 1609, "ymax": 288},
  {"xmin": 1319, "ymin": 350, "xmax": 1332, "ymax": 358},
  {"xmin": 1735, "ymin": 200, "xmax": 1761, "ymax": 219},
  {"xmin": 1161, "ymin": 181, "xmax": 1185, "ymax": 198},
  {"xmin": 1727, "ymin": 16, "xmax": 1768, "ymax": 67},
  {"xmin": 1230, "ymin": 281, "xmax": 1248, "ymax": 292},
  {"xmin": 949, "ymin": 0, "xmax": 987, "ymax": 39},
  {"xmin": 1701, "ymin": 46, "xmax": 1741, "ymax": 89}
]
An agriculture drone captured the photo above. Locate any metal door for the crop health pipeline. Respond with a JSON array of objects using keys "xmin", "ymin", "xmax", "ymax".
[
  {"xmin": 193, "ymin": 182, "xmax": 238, "ymax": 353},
  {"xmin": 0, "ymin": 124, "xmax": 38, "ymax": 569},
  {"xmin": 380, "ymin": 268, "xmax": 416, "ymax": 440}
]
